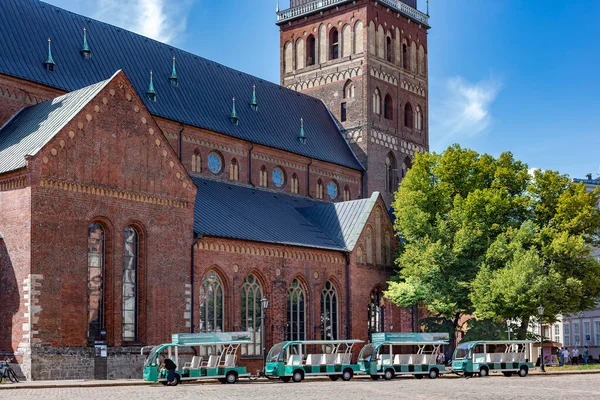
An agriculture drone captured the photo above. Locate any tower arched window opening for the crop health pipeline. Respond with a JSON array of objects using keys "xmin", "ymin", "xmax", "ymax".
[
  {"xmin": 330, "ymin": 28, "xmax": 339, "ymax": 60},
  {"xmin": 306, "ymin": 35, "xmax": 316, "ymax": 66},
  {"xmin": 404, "ymin": 103, "xmax": 413, "ymax": 128},
  {"xmin": 386, "ymin": 36, "xmax": 393, "ymax": 63},
  {"xmin": 384, "ymin": 94, "xmax": 393, "ymax": 120}
]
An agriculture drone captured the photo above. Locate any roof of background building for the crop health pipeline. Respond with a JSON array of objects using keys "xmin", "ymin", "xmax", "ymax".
[
  {"xmin": 192, "ymin": 176, "xmax": 380, "ymax": 252},
  {"xmin": 0, "ymin": 72, "xmax": 115, "ymax": 174},
  {"xmin": 0, "ymin": 0, "xmax": 363, "ymax": 171}
]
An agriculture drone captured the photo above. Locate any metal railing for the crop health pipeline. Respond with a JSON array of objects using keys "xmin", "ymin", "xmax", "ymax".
[{"xmin": 277, "ymin": 0, "xmax": 429, "ymax": 26}]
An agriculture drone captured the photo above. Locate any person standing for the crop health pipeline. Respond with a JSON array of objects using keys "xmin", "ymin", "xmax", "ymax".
[
  {"xmin": 583, "ymin": 347, "xmax": 589, "ymax": 365},
  {"xmin": 161, "ymin": 357, "xmax": 178, "ymax": 385},
  {"xmin": 572, "ymin": 347, "xmax": 579, "ymax": 365},
  {"xmin": 558, "ymin": 347, "xmax": 564, "ymax": 367},
  {"xmin": 563, "ymin": 347, "xmax": 570, "ymax": 365}
]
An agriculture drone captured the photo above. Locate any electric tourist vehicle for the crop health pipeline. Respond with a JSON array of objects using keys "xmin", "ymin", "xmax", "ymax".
[
  {"xmin": 264, "ymin": 340, "xmax": 363, "ymax": 382},
  {"xmin": 357, "ymin": 333, "xmax": 450, "ymax": 380},
  {"xmin": 451, "ymin": 340, "xmax": 536, "ymax": 377},
  {"xmin": 142, "ymin": 332, "xmax": 252, "ymax": 385}
]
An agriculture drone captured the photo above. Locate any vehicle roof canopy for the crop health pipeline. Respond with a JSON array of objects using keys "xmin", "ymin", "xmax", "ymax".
[
  {"xmin": 274, "ymin": 340, "xmax": 364, "ymax": 348},
  {"xmin": 170, "ymin": 332, "xmax": 253, "ymax": 346},
  {"xmin": 457, "ymin": 340, "xmax": 536, "ymax": 348},
  {"xmin": 371, "ymin": 332, "xmax": 450, "ymax": 345}
]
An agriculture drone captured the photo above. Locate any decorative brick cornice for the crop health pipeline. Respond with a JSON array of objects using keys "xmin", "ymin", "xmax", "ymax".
[
  {"xmin": 0, "ymin": 85, "xmax": 44, "ymax": 105},
  {"xmin": 369, "ymin": 128, "xmax": 426, "ymax": 156},
  {"xmin": 371, "ymin": 68, "xmax": 398, "ymax": 86},
  {"xmin": 287, "ymin": 67, "xmax": 362, "ymax": 91},
  {"xmin": 252, "ymin": 153, "xmax": 306, "ymax": 171},
  {"xmin": 401, "ymin": 80, "xmax": 426, "ymax": 97},
  {"xmin": 183, "ymin": 135, "xmax": 247, "ymax": 156},
  {"xmin": 39, "ymin": 177, "xmax": 189, "ymax": 209},
  {"xmin": 311, "ymin": 168, "xmax": 359, "ymax": 184},
  {"xmin": 0, "ymin": 175, "xmax": 27, "ymax": 192}
]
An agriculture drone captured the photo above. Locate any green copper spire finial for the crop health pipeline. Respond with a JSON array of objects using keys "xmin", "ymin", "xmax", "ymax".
[
  {"xmin": 146, "ymin": 70, "xmax": 157, "ymax": 102},
  {"xmin": 250, "ymin": 84, "xmax": 258, "ymax": 111},
  {"xmin": 81, "ymin": 27, "xmax": 91, "ymax": 59},
  {"xmin": 169, "ymin": 56, "xmax": 178, "ymax": 86},
  {"xmin": 298, "ymin": 117, "xmax": 306, "ymax": 144},
  {"xmin": 44, "ymin": 38, "xmax": 56, "ymax": 70},
  {"xmin": 230, "ymin": 98, "xmax": 239, "ymax": 125}
]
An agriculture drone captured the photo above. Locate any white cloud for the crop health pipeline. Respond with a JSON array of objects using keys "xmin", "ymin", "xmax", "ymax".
[
  {"xmin": 430, "ymin": 76, "xmax": 501, "ymax": 150},
  {"xmin": 528, "ymin": 167, "xmax": 541, "ymax": 177}
]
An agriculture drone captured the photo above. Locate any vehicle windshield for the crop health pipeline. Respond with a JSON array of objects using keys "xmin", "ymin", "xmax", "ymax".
[
  {"xmin": 359, "ymin": 344, "xmax": 375, "ymax": 361},
  {"xmin": 267, "ymin": 343, "xmax": 286, "ymax": 362},
  {"xmin": 144, "ymin": 345, "xmax": 163, "ymax": 367},
  {"xmin": 453, "ymin": 343, "xmax": 471, "ymax": 360}
]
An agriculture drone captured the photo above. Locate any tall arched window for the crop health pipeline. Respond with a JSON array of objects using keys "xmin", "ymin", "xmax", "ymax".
[
  {"xmin": 343, "ymin": 80, "xmax": 355, "ymax": 99},
  {"xmin": 123, "ymin": 226, "xmax": 139, "ymax": 342},
  {"xmin": 284, "ymin": 41, "xmax": 293, "ymax": 73},
  {"xmin": 230, "ymin": 158, "xmax": 239, "ymax": 181},
  {"xmin": 386, "ymin": 35, "xmax": 393, "ymax": 62},
  {"xmin": 259, "ymin": 165, "xmax": 268, "ymax": 187},
  {"xmin": 199, "ymin": 270, "xmax": 224, "ymax": 333},
  {"xmin": 287, "ymin": 279, "xmax": 306, "ymax": 341},
  {"xmin": 291, "ymin": 173, "xmax": 299, "ymax": 194},
  {"xmin": 307, "ymin": 35, "xmax": 316, "ymax": 66},
  {"xmin": 385, "ymin": 153, "xmax": 397, "ymax": 193},
  {"xmin": 88, "ymin": 222, "xmax": 105, "ymax": 342},
  {"xmin": 372, "ymin": 89, "xmax": 381, "ymax": 115},
  {"xmin": 321, "ymin": 282, "xmax": 338, "ymax": 340},
  {"xmin": 384, "ymin": 94, "xmax": 393, "ymax": 120},
  {"xmin": 330, "ymin": 28, "xmax": 339, "ymax": 60},
  {"xmin": 404, "ymin": 103, "xmax": 413, "ymax": 128},
  {"xmin": 343, "ymin": 185, "xmax": 350, "ymax": 201},
  {"xmin": 375, "ymin": 208, "xmax": 382, "ymax": 265},
  {"xmin": 316, "ymin": 179, "xmax": 324, "ymax": 199},
  {"xmin": 354, "ymin": 20, "xmax": 364, "ymax": 54},
  {"xmin": 415, "ymin": 106, "xmax": 423, "ymax": 131},
  {"xmin": 402, "ymin": 41, "xmax": 409, "ymax": 69},
  {"xmin": 295, "ymin": 38, "xmax": 305, "ymax": 70},
  {"xmin": 401, "ymin": 156, "xmax": 413, "ymax": 180},
  {"xmin": 241, "ymin": 274, "xmax": 263, "ymax": 355},
  {"xmin": 368, "ymin": 288, "xmax": 384, "ymax": 340},
  {"xmin": 191, "ymin": 150, "xmax": 201, "ymax": 173},
  {"xmin": 418, "ymin": 45, "xmax": 426, "ymax": 76},
  {"xmin": 366, "ymin": 226, "xmax": 373, "ymax": 264},
  {"xmin": 356, "ymin": 246, "xmax": 364, "ymax": 264}
]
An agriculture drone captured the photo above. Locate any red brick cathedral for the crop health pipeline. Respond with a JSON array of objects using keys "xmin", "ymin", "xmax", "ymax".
[{"xmin": 0, "ymin": 0, "xmax": 429, "ymax": 380}]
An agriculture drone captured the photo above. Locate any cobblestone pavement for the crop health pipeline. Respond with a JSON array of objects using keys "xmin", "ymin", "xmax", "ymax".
[{"xmin": 1, "ymin": 374, "xmax": 598, "ymax": 400}]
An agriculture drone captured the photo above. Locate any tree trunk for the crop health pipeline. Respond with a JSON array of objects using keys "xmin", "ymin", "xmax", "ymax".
[{"xmin": 517, "ymin": 316, "xmax": 530, "ymax": 339}]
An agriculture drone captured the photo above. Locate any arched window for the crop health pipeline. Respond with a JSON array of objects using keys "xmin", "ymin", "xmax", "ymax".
[
  {"xmin": 295, "ymin": 38, "xmax": 305, "ymax": 70},
  {"xmin": 375, "ymin": 208, "xmax": 382, "ymax": 265},
  {"xmin": 404, "ymin": 103, "xmax": 413, "ymax": 128},
  {"xmin": 284, "ymin": 41, "xmax": 293, "ymax": 73},
  {"xmin": 386, "ymin": 35, "xmax": 393, "ymax": 62},
  {"xmin": 411, "ymin": 41, "xmax": 417, "ymax": 72},
  {"xmin": 343, "ymin": 80, "xmax": 355, "ymax": 99},
  {"xmin": 88, "ymin": 223, "xmax": 105, "ymax": 342},
  {"xmin": 272, "ymin": 167, "xmax": 286, "ymax": 188},
  {"xmin": 343, "ymin": 185, "xmax": 350, "ymax": 201},
  {"xmin": 306, "ymin": 35, "xmax": 316, "ymax": 66},
  {"xmin": 401, "ymin": 156, "xmax": 413, "ymax": 180},
  {"xmin": 366, "ymin": 226, "xmax": 373, "ymax": 264},
  {"xmin": 354, "ymin": 20, "xmax": 364, "ymax": 54},
  {"xmin": 229, "ymin": 158, "xmax": 239, "ymax": 181},
  {"xmin": 316, "ymin": 179, "xmax": 324, "ymax": 199},
  {"xmin": 208, "ymin": 151, "xmax": 223, "ymax": 174},
  {"xmin": 385, "ymin": 153, "xmax": 397, "ymax": 193},
  {"xmin": 327, "ymin": 181, "xmax": 338, "ymax": 200},
  {"xmin": 368, "ymin": 288, "xmax": 384, "ymax": 339},
  {"xmin": 259, "ymin": 165, "xmax": 268, "ymax": 187},
  {"xmin": 415, "ymin": 106, "xmax": 423, "ymax": 131},
  {"xmin": 356, "ymin": 246, "xmax": 364, "ymax": 264},
  {"xmin": 330, "ymin": 28, "xmax": 339, "ymax": 60},
  {"xmin": 291, "ymin": 173, "xmax": 299, "ymax": 194},
  {"xmin": 287, "ymin": 279, "xmax": 306, "ymax": 341},
  {"xmin": 123, "ymin": 226, "xmax": 139, "ymax": 342},
  {"xmin": 191, "ymin": 149, "xmax": 201, "ymax": 173},
  {"xmin": 199, "ymin": 270, "xmax": 224, "ymax": 333},
  {"xmin": 321, "ymin": 282, "xmax": 338, "ymax": 340},
  {"xmin": 384, "ymin": 94, "xmax": 393, "ymax": 120},
  {"xmin": 372, "ymin": 89, "xmax": 381, "ymax": 115},
  {"xmin": 402, "ymin": 41, "xmax": 409, "ymax": 69},
  {"xmin": 241, "ymin": 274, "xmax": 263, "ymax": 355},
  {"xmin": 418, "ymin": 45, "xmax": 425, "ymax": 76},
  {"xmin": 342, "ymin": 24, "xmax": 351, "ymax": 57}
]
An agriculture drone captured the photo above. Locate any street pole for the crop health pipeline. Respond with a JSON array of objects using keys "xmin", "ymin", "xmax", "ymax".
[
  {"xmin": 538, "ymin": 305, "xmax": 546, "ymax": 373},
  {"xmin": 261, "ymin": 297, "xmax": 269, "ymax": 370}
]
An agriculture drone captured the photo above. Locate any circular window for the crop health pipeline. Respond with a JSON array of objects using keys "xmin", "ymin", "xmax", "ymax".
[
  {"xmin": 272, "ymin": 167, "xmax": 285, "ymax": 188},
  {"xmin": 207, "ymin": 152, "xmax": 223, "ymax": 174},
  {"xmin": 327, "ymin": 181, "xmax": 338, "ymax": 199}
]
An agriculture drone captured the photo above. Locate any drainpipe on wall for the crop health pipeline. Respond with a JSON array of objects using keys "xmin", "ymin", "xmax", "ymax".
[
  {"xmin": 345, "ymin": 252, "xmax": 352, "ymax": 339},
  {"xmin": 248, "ymin": 143, "xmax": 255, "ymax": 186},
  {"xmin": 307, "ymin": 158, "xmax": 313, "ymax": 198},
  {"xmin": 178, "ymin": 123, "xmax": 184, "ymax": 162},
  {"xmin": 190, "ymin": 233, "xmax": 201, "ymax": 334}
]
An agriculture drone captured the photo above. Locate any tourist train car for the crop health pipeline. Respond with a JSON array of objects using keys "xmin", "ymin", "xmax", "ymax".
[
  {"xmin": 451, "ymin": 340, "xmax": 536, "ymax": 377},
  {"xmin": 357, "ymin": 332, "xmax": 450, "ymax": 380},
  {"xmin": 264, "ymin": 340, "xmax": 363, "ymax": 382},
  {"xmin": 142, "ymin": 332, "xmax": 252, "ymax": 385}
]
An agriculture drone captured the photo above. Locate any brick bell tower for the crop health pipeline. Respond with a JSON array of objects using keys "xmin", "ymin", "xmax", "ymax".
[{"xmin": 277, "ymin": 0, "xmax": 430, "ymax": 206}]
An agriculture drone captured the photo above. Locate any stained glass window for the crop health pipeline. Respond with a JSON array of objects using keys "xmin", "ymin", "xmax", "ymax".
[
  {"xmin": 123, "ymin": 227, "xmax": 138, "ymax": 342},
  {"xmin": 321, "ymin": 282, "xmax": 338, "ymax": 340},
  {"xmin": 200, "ymin": 271, "xmax": 223, "ymax": 332},
  {"xmin": 272, "ymin": 167, "xmax": 285, "ymax": 188},
  {"xmin": 88, "ymin": 223, "xmax": 105, "ymax": 342},
  {"xmin": 287, "ymin": 279, "xmax": 306, "ymax": 341},
  {"xmin": 368, "ymin": 288, "xmax": 384, "ymax": 340},
  {"xmin": 207, "ymin": 152, "xmax": 223, "ymax": 174},
  {"xmin": 241, "ymin": 274, "xmax": 262, "ymax": 355},
  {"xmin": 327, "ymin": 181, "xmax": 338, "ymax": 199}
]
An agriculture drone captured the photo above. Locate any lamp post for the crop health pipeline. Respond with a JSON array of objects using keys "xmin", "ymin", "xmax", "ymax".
[
  {"xmin": 538, "ymin": 305, "xmax": 546, "ymax": 373},
  {"xmin": 261, "ymin": 297, "xmax": 269, "ymax": 368}
]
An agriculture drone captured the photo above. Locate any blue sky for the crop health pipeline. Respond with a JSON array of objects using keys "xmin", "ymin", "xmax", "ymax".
[{"xmin": 43, "ymin": 0, "xmax": 600, "ymax": 179}]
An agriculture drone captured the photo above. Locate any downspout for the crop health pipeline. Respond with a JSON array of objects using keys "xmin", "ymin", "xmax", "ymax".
[
  {"xmin": 307, "ymin": 158, "xmax": 313, "ymax": 198},
  {"xmin": 345, "ymin": 252, "xmax": 352, "ymax": 339},
  {"xmin": 191, "ymin": 233, "xmax": 201, "ymax": 334},
  {"xmin": 248, "ymin": 142, "xmax": 255, "ymax": 186},
  {"xmin": 178, "ymin": 123, "xmax": 184, "ymax": 162}
]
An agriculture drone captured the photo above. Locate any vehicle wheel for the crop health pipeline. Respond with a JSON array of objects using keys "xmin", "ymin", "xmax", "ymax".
[
  {"xmin": 503, "ymin": 372, "xmax": 513, "ymax": 377},
  {"xmin": 479, "ymin": 367, "xmax": 489, "ymax": 377},
  {"xmin": 371, "ymin": 375, "xmax": 380, "ymax": 380},
  {"xmin": 226, "ymin": 371, "xmax": 237, "ymax": 384},
  {"xmin": 414, "ymin": 374, "xmax": 424, "ymax": 379},
  {"xmin": 280, "ymin": 376, "xmax": 291, "ymax": 383},
  {"xmin": 428, "ymin": 368, "xmax": 439, "ymax": 379},
  {"xmin": 342, "ymin": 369, "xmax": 353, "ymax": 381},
  {"xmin": 292, "ymin": 370, "xmax": 303, "ymax": 383},
  {"xmin": 383, "ymin": 369, "xmax": 394, "ymax": 380},
  {"xmin": 329, "ymin": 375, "xmax": 339, "ymax": 381},
  {"xmin": 518, "ymin": 366, "xmax": 528, "ymax": 377}
]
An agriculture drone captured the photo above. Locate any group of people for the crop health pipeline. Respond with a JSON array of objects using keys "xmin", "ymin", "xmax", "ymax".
[{"xmin": 557, "ymin": 346, "xmax": 591, "ymax": 366}]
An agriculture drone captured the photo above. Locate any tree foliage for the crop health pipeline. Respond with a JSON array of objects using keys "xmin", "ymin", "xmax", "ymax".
[{"xmin": 386, "ymin": 145, "xmax": 600, "ymax": 343}]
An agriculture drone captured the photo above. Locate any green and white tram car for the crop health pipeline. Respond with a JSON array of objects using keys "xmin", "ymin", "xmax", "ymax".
[
  {"xmin": 142, "ymin": 332, "xmax": 252, "ymax": 385},
  {"xmin": 451, "ymin": 340, "xmax": 535, "ymax": 377},
  {"xmin": 358, "ymin": 333, "xmax": 450, "ymax": 380},
  {"xmin": 264, "ymin": 340, "xmax": 363, "ymax": 382}
]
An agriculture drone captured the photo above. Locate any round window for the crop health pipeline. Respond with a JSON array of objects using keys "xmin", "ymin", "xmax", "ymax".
[
  {"xmin": 272, "ymin": 167, "xmax": 285, "ymax": 188},
  {"xmin": 327, "ymin": 181, "xmax": 338, "ymax": 199},
  {"xmin": 207, "ymin": 152, "xmax": 223, "ymax": 174}
]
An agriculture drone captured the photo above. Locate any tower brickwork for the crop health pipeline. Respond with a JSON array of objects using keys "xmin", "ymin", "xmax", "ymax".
[{"xmin": 278, "ymin": 0, "xmax": 430, "ymax": 206}]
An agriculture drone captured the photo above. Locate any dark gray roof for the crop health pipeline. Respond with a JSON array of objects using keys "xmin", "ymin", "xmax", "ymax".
[
  {"xmin": 0, "ymin": 73, "xmax": 114, "ymax": 174},
  {"xmin": 0, "ymin": 0, "xmax": 363, "ymax": 171},
  {"xmin": 192, "ymin": 176, "xmax": 379, "ymax": 251}
]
